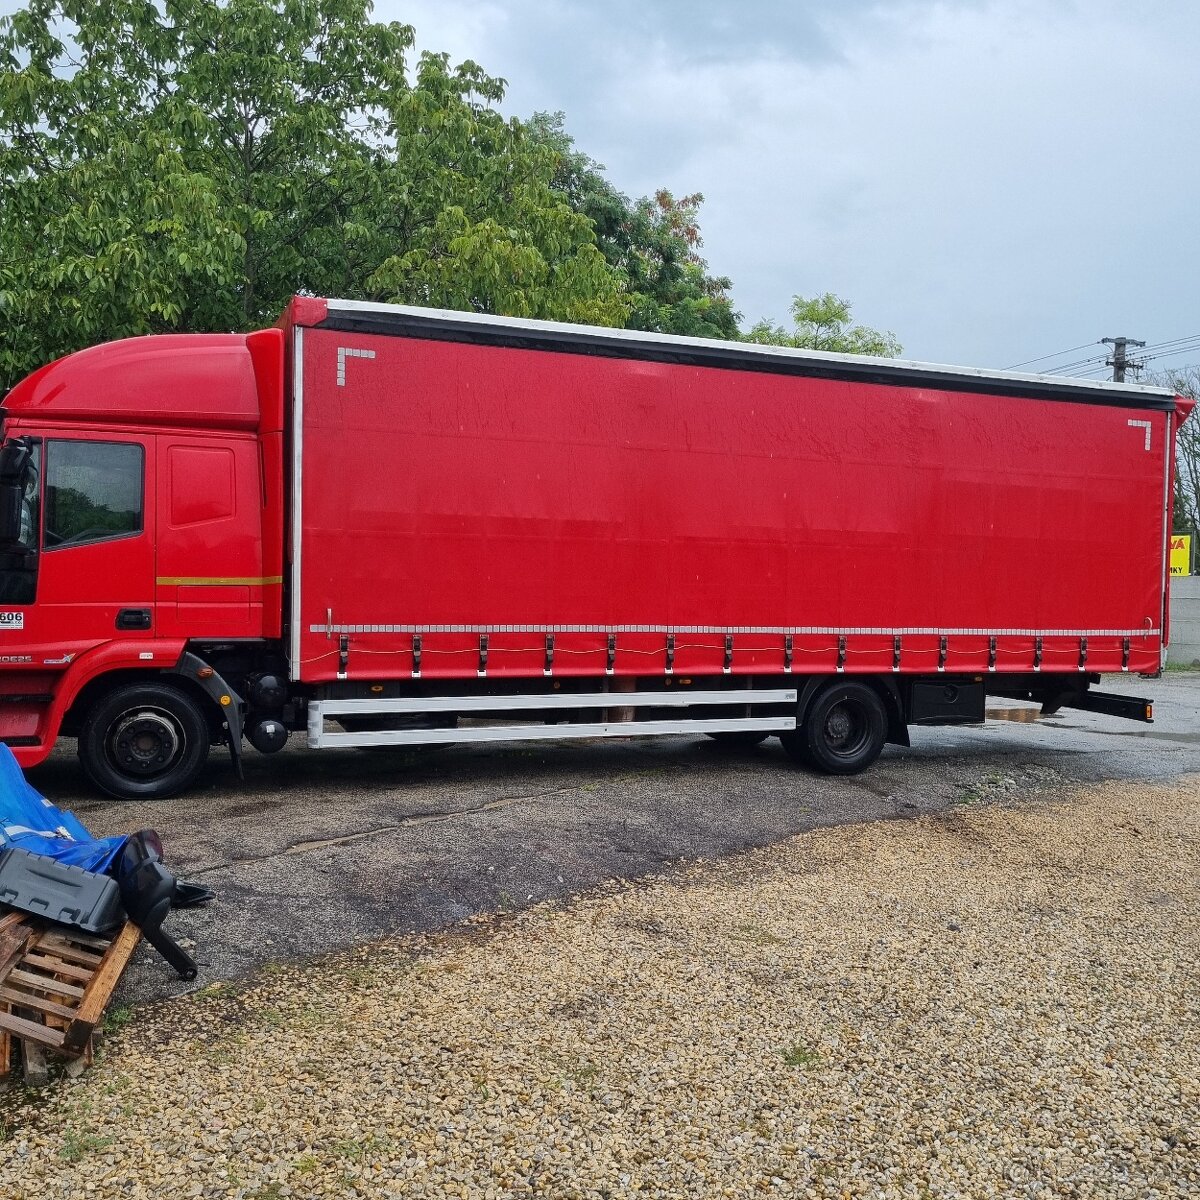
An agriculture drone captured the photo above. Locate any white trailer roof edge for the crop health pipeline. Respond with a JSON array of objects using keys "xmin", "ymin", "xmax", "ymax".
[{"xmin": 323, "ymin": 298, "xmax": 1176, "ymax": 401}]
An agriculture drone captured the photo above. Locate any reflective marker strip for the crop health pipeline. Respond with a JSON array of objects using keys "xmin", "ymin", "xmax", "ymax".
[
  {"xmin": 308, "ymin": 623, "xmax": 1161, "ymax": 638},
  {"xmin": 158, "ymin": 576, "xmax": 284, "ymax": 586},
  {"xmin": 336, "ymin": 346, "xmax": 376, "ymax": 386},
  {"xmin": 1127, "ymin": 418, "xmax": 1152, "ymax": 450}
]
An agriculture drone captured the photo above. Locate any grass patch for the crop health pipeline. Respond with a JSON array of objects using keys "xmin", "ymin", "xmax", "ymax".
[
  {"xmin": 571, "ymin": 1063, "xmax": 600, "ymax": 1085},
  {"xmin": 781, "ymin": 1041, "xmax": 821, "ymax": 1069},
  {"xmin": 257, "ymin": 1007, "xmax": 286, "ymax": 1029},
  {"xmin": 735, "ymin": 923, "xmax": 787, "ymax": 946},
  {"xmin": 295, "ymin": 1003, "xmax": 336, "ymax": 1031},
  {"xmin": 332, "ymin": 1134, "xmax": 390, "ymax": 1162},
  {"xmin": 100, "ymin": 1004, "xmax": 135, "ymax": 1035},
  {"xmin": 336, "ymin": 964, "xmax": 376, "ymax": 988},
  {"xmin": 59, "ymin": 1127, "xmax": 114, "ymax": 1164}
]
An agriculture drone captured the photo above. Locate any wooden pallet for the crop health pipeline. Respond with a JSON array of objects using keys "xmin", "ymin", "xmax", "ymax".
[{"xmin": 0, "ymin": 912, "xmax": 141, "ymax": 1079}]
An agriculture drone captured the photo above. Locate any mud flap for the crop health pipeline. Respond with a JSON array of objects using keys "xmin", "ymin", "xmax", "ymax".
[{"xmin": 169, "ymin": 651, "xmax": 245, "ymax": 779}]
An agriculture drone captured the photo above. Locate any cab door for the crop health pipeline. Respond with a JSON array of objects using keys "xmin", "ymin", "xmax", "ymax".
[
  {"xmin": 154, "ymin": 434, "xmax": 265, "ymax": 638},
  {"xmin": 34, "ymin": 435, "xmax": 157, "ymax": 660}
]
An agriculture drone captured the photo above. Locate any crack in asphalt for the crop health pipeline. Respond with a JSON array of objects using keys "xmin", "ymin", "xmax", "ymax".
[{"xmin": 187, "ymin": 784, "xmax": 588, "ymax": 875}]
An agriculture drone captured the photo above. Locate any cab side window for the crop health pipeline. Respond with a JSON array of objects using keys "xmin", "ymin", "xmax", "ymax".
[{"xmin": 44, "ymin": 440, "xmax": 144, "ymax": 550}]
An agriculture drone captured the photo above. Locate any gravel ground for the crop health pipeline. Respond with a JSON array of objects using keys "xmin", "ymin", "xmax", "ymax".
[
  {"xmin": 2, "ymin": 775, "xmax": 1198, "ymax": 1199},
  {"xmin": 37, "ymin": 671, "xmax": 1200, "ymax": 1007}
]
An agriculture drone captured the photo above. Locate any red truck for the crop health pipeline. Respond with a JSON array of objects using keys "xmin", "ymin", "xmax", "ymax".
[{"xmin": 0, "ymin": 298, "xmax": 1191, "ymax": 798}]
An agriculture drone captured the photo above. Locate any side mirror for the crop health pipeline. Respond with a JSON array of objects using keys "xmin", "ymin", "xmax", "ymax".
[
  {"xmin": 0, "ymin": 482, "xmax": 24, "ymax": 550},
  {"xmin": 0, "ymin": 441, "xmax": 31, "ymax": 486},
  {"xmin": 0, "ymin": 440, "xmax": 36, "ymax": 551}
]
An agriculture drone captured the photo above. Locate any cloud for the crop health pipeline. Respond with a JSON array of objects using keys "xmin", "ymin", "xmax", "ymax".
[
  {"xmin": 393, "ymin": 0, "xmax": 1200, "ymax": 369},
  {"xmin": 3, "ymin": 0, "xmax": 1191, "ymax": 370}
]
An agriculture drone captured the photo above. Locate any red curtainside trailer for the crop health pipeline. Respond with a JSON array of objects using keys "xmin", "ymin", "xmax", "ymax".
[{"xmin": 0, "ymin": 298, "xmax": 1192, "ymax": 797}]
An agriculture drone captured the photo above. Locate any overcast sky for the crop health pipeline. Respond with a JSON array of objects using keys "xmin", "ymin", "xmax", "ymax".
[
  {"xmin": 3, "ymin": 0, "xmax": 1194, "ymax": 377},
  {"xmin": 392, "ymin": 0, "xmax": 1199, "ymax": 378}
]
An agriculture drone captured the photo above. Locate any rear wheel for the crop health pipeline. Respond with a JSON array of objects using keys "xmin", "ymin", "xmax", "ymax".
[
  {"xmin": 79, "ymin": 683, "xmax": 211, "ymax": 799},
  {"xmin": 781, "ymin": 680, "xmax": 887, "ymax": 775}
]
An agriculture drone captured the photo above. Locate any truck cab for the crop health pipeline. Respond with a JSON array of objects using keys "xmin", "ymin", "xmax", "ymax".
[{"xmin": 0, "ymin": 330, "xmax": 285, "ymax": 794}]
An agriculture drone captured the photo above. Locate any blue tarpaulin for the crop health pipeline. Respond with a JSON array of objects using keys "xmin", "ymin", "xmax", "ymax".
[{"xmin": 0, "ymin": 744, "xmax": 126, "ymax": 873}]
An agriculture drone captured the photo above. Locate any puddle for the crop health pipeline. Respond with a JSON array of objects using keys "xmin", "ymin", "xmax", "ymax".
[{"xmin": 986, "ymin": 707, "xmax": 1044, "ymax": 723}]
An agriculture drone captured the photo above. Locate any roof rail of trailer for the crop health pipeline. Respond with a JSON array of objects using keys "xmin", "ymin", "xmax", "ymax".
[{"xmin": 297, "ymin": 298, "xmax": 1180, "ymax": 413}]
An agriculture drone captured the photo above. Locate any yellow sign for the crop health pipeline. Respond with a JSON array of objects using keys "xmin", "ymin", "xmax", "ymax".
[{"xmin": 1170, "ymin": 533, "xmax": 1192, "ymax": 576}]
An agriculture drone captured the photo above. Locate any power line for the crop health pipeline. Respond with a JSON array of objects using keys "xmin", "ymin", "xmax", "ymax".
[
  {"xmin": 1048, "ymin": 354, "xmax": 1108, "ymax": 371},
  {"xmin": 1002, "ymin": 333, "xmax": 1200, "ymax": 381},
  {"xmin": 1004, "ymin": 340, "xmax": 1100, "ymax": 370},
  {"xmin": 1142, "ymin": 338, "xmax": 1200, "ymax": 365},
  {"xmin": 1137, "ymin": 332, "xmax": 1200, "ymax": 355},
  {"xmin": 1042, "ymin": 351, "xmax": 1109, "ymax": 369},
  {"xmin": 1042, "ymin": 354, "xmax": 1111, "ymax": 376},
  {"xmin": 1059, "ymin": 364, "xmax": 1110, "ymax": 379}
]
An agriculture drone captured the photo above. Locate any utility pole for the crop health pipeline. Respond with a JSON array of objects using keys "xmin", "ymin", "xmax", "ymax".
[{"xmin": 1102, "ymin": 336, "xmax": 1145, "ymax": 382}]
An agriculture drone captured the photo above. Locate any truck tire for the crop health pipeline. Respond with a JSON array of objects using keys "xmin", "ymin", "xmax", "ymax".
[
  {"xmin": 782, "ymin": 680, "xmax": 886, "ymax": 775},
  {"xmin": 78, "ymin": 683, "xmax": 211, "ymax": 800},
  {"xmin": 705, "ymin": 731, "xmax": 771, "ymax": 747}
]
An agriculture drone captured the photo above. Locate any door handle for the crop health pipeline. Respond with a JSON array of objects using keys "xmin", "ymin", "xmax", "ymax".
[{"xmin": 116, "ymin": 608, "xmax": 152, "ymax": 631}]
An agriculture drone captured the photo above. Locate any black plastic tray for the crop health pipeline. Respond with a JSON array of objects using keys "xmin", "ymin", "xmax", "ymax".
[{"xmin": 0, "ymin": 847, "xmax": 125, "ymax": 933}]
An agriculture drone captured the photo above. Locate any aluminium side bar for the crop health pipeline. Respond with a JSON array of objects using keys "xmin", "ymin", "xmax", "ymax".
[
  {"xmin": 314, "ymin": 688, "xmax": 796, "ymax": 717},
  {"xmin": 309, "ymin": 716, "xmax": 796, "ymax": 751}
]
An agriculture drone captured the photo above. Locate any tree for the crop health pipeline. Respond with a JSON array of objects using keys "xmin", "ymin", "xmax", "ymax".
[
  {"xmin": 0, "ymin": 1, "xmax": 903, "ymax": 394},
  {"xmin": 744, "ymin": 293, "xmax": 901, "ymax": 357},
  {"xmin": 530, "ymin": 112, "xmax": 740, "ymax": 340},
  {"xmin": 621, "ymin": 189, "xmax": 741, "ymax": 340},
  {"xmin": 1160, "ymin": 366, "xmax": 1199, "ymax": 537},
  {"xmin": 0, "ymin": 0, "xmax": 627, "ymax": 391}
]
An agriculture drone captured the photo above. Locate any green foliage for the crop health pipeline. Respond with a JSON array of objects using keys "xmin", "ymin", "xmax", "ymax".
[
  {"xmin": 621, "ymin": 190, "xmax": 741, "ymax": 340},
  {"xmin": 1161, "ymin": 366, "xmax": 1198, "ymax": 536},
  {"xmin": 530, "ymin": 112, "xmax": 740, "ymax": 340},
  {"xmin": 745, "ymin": 293, "xmax": 901, "ymax": 357},
  {"xmin": 100, "ymin": 1003, "xmax": 135, "ymax": 1034},
  {"xmin": 0, "ymin": 0, "xmax": 627, "ymax": 391},
  {"xmin": 0, "ymin": 2, "xmax": 901, "ymax": 395},
  {"xmin": 58, "ymin": 1127, "xmax": 115, "ymax": 1163}
]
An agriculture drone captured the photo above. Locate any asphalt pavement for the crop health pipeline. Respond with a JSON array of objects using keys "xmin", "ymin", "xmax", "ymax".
[{"xmin": 26, "ymin": 671, "xmax": 1200, "ymax": 1005}]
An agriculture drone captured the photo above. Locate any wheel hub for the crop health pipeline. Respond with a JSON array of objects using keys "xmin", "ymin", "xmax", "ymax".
[
  {"xmin": 108, "ymin": 708, "xmax": 185, "ymax": 778},
  {"xmin": 826, "ymin": 708, "xmax": 852, "ymax": 742},
  {"xmin": 824, "ymin": 701, "xmax": 865, "ymax": 753}
]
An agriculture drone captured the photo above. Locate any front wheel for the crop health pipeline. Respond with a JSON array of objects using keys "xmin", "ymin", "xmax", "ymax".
[
  {"xmin": 781, "ymin": 680, "xmax": 887, "ymax": 775},
  {"xmin": 79, "ymin": 683, "xmax": 211, "ymax": 799}
]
